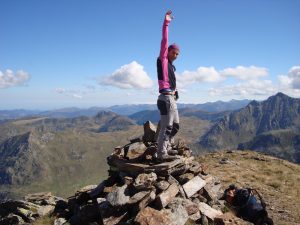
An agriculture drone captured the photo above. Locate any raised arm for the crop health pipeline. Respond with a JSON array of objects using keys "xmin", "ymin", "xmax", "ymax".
[{"xmin": 159, "ymin": 10, "xmax": 173, "ymax": 60}]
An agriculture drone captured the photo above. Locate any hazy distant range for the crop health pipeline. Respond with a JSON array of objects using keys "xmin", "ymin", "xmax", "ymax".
[{"xmin": 0, "ymin": 99, "xmax": 251, "ymax": 120}]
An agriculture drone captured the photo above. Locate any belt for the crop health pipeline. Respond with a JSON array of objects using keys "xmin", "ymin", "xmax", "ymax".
[{"xmin": 161, "ymin": 92, "xmax": 175, "ymax": 95}]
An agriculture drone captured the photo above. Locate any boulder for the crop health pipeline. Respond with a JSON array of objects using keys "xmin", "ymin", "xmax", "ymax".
[
  {"xmin": 143, "ymin": 121, "xmax": 157, "ymax": 143},
  {"xmin": 134, "ymin": 172, "xmax": 157, "ymax": 190},
  {"xmin": 106, "ymin": 185, "xmax": 130, "ymax": 207},
  {"xmin": 155, "ymin": 180, "xmax": 170, "ymax": 191},
  {"xmin": 135, "ymin": 207, "xmax": 176, "ymax": 225}
]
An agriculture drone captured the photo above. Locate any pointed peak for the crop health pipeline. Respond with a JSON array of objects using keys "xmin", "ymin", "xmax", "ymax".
[
  {"xmin": 274, "ymin": 92, "xmax": 289, "ymax": 98},
  {"xmin": 266, "ymin": 92, "xmax": 292, "ymax": 102}
]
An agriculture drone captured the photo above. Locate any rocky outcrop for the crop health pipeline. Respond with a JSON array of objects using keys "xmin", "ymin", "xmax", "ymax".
[{"xmin": 0, "ymin": 192, "xmax": 66, "ymax": 225}]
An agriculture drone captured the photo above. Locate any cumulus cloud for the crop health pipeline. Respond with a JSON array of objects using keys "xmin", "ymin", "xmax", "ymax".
[
  {"xmin": 288, "ymin": 66, "xmax": 300, "ymax": 89},
  {"xmin": 208, "ymin": 66, "xmax": 300, "ymax": 98},
  {"xmin": 278, "ymin": 75, "xmax": 292, "ymax": 87},
  {"xmin": 0, "ymin": 69, "xmax": 30, "ymax": 88},
  {"xmin": 177, "ymin": 66, "xmax": 223, "ymax": 88},
  {"xmin": 209, "ymin": 79, "xmax": 276, "ymax": 97},
  {"xmin": 176, "ymin": 65, "xmax": 269, "ymax": 88},
  {"xmin": 100, "ymin": 61, "xmax": 153, "ymax": 89},
  {"xmin": 220, "ymin": 66, "xmax": 268, "ymax": 80}
]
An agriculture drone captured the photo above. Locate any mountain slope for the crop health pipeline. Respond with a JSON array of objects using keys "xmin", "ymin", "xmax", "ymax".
[
  {"xmin": 0, "ymin": 112, "xmax": 139, "ymax": 200},
  {"xmin": 197, "ymin": 150, "xmax": 300, "ymax": 225},
  {"xmin": 198, "ymin": 92, "xmax": 300, "ymax": 163},
  {"xmin": 0, "ymin": 131, "xmax": 45, "ymax": 185}
]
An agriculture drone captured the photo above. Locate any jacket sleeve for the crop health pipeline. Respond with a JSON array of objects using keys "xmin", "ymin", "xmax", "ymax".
[{"xmin": 158, "ymin": 19, "xmax": 170, "ymax": 89}]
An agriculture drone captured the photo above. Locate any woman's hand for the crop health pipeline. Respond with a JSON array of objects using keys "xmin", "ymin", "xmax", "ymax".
[{"xmin": 165, "ymin": 10, "xmax": 173, "ymax": 21}]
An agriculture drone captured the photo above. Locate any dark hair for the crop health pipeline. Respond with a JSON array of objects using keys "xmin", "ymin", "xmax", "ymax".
[
  {"xmin": 221, "ymin": 184, "xmax": 237, "ymax": 201},
  {"xmin": 168, "ymin": 43, "xmax": 180, "ymax": 52}
]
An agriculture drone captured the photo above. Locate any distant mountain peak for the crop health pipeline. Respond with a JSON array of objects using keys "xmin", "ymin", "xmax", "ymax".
[
  {"xmin": 274, "ymin": 92, "xmax": 288, "ymax": 97},
  {"xmin": 267, "ymin": 92, "xmax": 291, "ymax": 101},
  {"xmin": 199, "ymin": 92, "xmax": 300, "ymax": 163},
  {"xmin": 95, "ymin": 111, "xmax": 116, "ymax": 118}
]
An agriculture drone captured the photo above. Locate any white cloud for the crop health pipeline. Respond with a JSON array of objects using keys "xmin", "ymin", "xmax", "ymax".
[
  {"xmin": 176, "ymin": 65, "xmax": 268, "ymax": 88},
  {"xmin": 177, "ymin": 66, "xmax": 223, "ymax": 88},
  {"xmin": 55, "ymin": 88, "xmax": 83, "ymax": 99},
  {"xmin": 288, "ymin": 66, "xmax": 300, "ymax": 89},
  {"xmin": 220, "ymin": 66, "xmax": 268, "ymax": 80},
  {"xmin": 72, "ymin": 94, "xmax": 83, "ymax": 99},
  {"xmin": 100, "ymin": 61, "xmax": 153, "ymax": 89},
  {"xmin": 208, "ymin": 66, "xmax": 300, "ymax": 99},
  {"xmin": 209, "ymin": 80, "xmax": 276, "ymax": 97},
  {"xmin": 277, "ymin": 66, "xmax": 300, "ymax": 89},
  {"xmin": 0, "ymin": 69, "xmax": 30, "ymax": 88},
  {"xmin": 55, "ymin": 88, "xmax": 66, "ymax": 94},
  {"xmin": 278, "ymin": 75, "xmax": 292, "ymax": 87}
]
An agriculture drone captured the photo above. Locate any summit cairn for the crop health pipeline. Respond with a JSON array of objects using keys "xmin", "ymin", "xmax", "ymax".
[{"xmin": 61, "ymin": 121, "xmax": 251, "ymax": 225}]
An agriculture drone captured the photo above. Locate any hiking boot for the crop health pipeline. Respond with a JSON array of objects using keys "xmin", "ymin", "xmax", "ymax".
[{"xmin": 167, "ymin": 149, "xmax": 178, "ymax": 155}]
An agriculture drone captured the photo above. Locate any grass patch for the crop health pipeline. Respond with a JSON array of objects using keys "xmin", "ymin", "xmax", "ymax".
[{"xmin": 266, "ymin": 180, "xmax": 282, "ymax": 189}]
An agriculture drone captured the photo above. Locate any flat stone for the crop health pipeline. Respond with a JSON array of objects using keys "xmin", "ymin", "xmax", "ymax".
[
  {"xmin": 129, "ymin": 191, "xmax": 151, "ymax": 204},
  {"xmin": 156, "ymin": 183, "xmax": 179, "ymax": 209},
  {"xmin": 136, "ymin": 191, "xmax": 156, "ymax": 212},
  {"xmin": 183, "ymin": 176, "xmax": 206, "ymax": 198},
  {"xmin": 198, "ymin": 202, "xmax": 222, "ymax": 220}
]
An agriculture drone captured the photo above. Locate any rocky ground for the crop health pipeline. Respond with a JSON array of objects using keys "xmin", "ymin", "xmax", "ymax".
[{"xmin": 1, "ymin": 121, "xmax": 299, "ymax": 225}]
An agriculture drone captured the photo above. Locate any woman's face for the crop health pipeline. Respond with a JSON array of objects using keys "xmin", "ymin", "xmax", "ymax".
[
  {"xmin": 226, "ymin": 189, "xmax": 236, "ymax": 204},
  {"xmin": 168, "ymin": 49, "xmax": 180, "ymax": 62}
]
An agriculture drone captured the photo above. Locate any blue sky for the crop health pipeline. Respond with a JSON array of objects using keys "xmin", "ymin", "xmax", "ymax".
[{"xmin": 0, "ymin": 0, "xmax": 299, "ymax": 109}]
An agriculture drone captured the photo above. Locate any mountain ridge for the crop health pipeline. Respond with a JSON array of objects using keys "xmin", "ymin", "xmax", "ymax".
[{"xmin": 198, "ymin": 92, "xmax": 300, "ymax": 163}]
